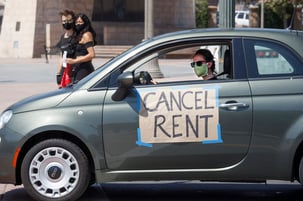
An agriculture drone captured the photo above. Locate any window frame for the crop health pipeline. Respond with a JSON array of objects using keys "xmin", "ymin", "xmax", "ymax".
[
  {"xmin": 243, "ymin": 38, "xmax": 303, "ymax": 79},
  {"xmin": 107, "ymin": 38, "xmax": 249, "ymax": 87}
]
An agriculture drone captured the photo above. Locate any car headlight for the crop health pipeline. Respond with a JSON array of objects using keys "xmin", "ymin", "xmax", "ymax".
[{"xmin": 0, "ymin": 110, "xmax": 13, "ymax": 130}]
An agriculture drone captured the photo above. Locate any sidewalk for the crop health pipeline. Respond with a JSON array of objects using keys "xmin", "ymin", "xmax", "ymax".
[
  {"xmin": 0, "ymin": 56, "xmax": 194, "ymax": 200},
  {"xmin": 0, "ymin": 57, "xmax": 55, "ymax": 200},
  {"xmin": 0, "ymin": 56, "xmax": 108, "ymax": 112},
  {"xmin": 0, "ymin": 56, "xmax": 109, "ymax": 200}
]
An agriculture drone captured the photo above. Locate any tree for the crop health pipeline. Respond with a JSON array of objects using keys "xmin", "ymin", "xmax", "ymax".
[
  {"xmin": 263, "ymin": 0, "xmax": 294, "ymax": 28},
  {"xmin": 195, "ymin": 0, "xmax": 208, "ymax": 28}
]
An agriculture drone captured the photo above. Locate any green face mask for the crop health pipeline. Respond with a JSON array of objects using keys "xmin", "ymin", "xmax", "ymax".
[{"xmin": 194, "ymin": 63, "xmax": 208, "ymax": 77}]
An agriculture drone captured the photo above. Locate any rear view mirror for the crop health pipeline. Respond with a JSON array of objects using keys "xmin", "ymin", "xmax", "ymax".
[{"xmin": 112, "ymin": 72, "xmax": 134, "ymax": 101}]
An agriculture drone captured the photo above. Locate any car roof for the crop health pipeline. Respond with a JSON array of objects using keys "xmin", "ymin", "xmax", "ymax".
[
  {"xmin": 143, "ymin": 28, "xmax": 303, "ymax": 54},
  {"xmin": 82, "ymin": 28, "xmax": 303, "ymax": 89},
  {"xmin": 151, "ymin": 28, "xmax": 303, "ymax": 41}
]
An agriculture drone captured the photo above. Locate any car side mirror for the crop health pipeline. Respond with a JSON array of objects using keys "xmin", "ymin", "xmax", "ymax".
[{"xmin": 112, "ymin": 71, "xmax": 134, "ymax": 101}]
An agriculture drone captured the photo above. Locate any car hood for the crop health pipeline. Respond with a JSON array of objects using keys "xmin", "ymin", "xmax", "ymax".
[{"xmin": 7, "ymin": 88, "xmax": 72, "ymax": 114}]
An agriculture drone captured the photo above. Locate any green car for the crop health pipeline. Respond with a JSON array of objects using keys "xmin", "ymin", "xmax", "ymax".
[{"xmin": 1, "ymin": 28, "xmax": 303, "ymax": 201}]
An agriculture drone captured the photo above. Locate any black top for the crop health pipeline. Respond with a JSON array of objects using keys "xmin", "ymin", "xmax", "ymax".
[
  {"xmin": 75, "ymin": 41, "xmax": 94, "ymax": 57},
  {"xmin": 57, "ymin": 34, "xmax": 76, "ymax": 58}
]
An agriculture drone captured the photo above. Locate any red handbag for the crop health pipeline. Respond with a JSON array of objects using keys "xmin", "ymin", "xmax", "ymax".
[{"xmin": 60, "ymin": 63, "xmax": 71, "ymax": 88}]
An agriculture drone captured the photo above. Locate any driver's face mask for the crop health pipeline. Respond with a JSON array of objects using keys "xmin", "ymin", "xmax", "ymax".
[{"xmin": 193, "ymin": 63, "xmax": 208, "ymax": 77}]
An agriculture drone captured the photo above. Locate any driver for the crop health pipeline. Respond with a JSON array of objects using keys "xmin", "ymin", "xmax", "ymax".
[{"xmin": 191, "ymin": 49, "xmax": 217, "ymax": 80}]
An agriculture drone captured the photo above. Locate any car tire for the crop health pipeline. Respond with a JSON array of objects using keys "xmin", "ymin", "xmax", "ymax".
[{"xmin": 21, "ymin": 139, "xmax": 90, "ymax": 201}]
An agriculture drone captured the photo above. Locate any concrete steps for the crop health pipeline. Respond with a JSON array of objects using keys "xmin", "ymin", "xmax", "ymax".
[{"xmin": 94, "ymin": 45, "xmax": 133, "ymax": 58}]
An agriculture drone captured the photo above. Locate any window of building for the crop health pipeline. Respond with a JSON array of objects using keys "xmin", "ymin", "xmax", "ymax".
[
  {"xmin": 15, "ymin": 21, "xmax": 21, "ymax": 32},
  {"xmin": 92, "ymin": 0, "xmax": 144, "ymax": 22}
]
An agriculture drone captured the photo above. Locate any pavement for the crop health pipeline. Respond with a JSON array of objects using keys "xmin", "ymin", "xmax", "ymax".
[
  {"xmin": 0, "ymin": 56, "xmax": 109, "ymax": 112},
  {"xmin": 1, "ymin": 56, "xmax": 302, "ymax": 200},
  {"xmin": 0, "ymin": 55, "xmax": 192, "ymax": 200},
  {"xmin": 0, "ymin": 56, "xmax": 109, "ymax": 200}
]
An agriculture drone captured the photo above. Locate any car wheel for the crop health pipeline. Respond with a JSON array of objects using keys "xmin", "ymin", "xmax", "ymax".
[{"xmin": 21, "ymin": 139, "xmax": 90, "ymax": 201}]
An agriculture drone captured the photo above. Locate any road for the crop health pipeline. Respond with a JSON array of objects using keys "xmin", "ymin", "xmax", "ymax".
[
  {"xmin": 1, "ymin": 181, "xmax": 303, "ymax": 201},
  {"xmin": 0, "ymin": 57, "xmax": 109, "ymax": 112},
  {"xmin": 0, "ymin": 57, "xmax": 303, "ymax": 200}
]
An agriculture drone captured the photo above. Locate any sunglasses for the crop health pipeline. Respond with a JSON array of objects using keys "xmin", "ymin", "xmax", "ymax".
[{"xmin": 190, "ymin": 60, "xmax": 207, "ymax": 68}]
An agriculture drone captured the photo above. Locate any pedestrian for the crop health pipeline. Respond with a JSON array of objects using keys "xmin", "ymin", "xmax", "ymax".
[
  {"xmin": 56, "ymin": 9, "xmax": 77, "ymax": 88},
  {"xmin": 66, "ymin": 13, "xmax": 96, "ymax": 83}
]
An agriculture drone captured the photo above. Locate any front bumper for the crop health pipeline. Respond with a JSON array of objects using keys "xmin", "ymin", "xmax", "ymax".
[{"xmin": 0, "ymin": 127, "xmax": 23, "ymax": 184}]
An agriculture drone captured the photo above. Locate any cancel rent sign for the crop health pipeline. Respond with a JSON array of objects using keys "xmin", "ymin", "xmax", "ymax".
[{"xmin": 136, "ymin": 86, "xmax": 221, "ymax": 145}]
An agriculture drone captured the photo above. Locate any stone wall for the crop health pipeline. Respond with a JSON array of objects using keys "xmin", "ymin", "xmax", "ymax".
[
  {"xmin": 33, "ymin": 0, "xmax": 94, "ymax": 58},
  {"xmin": 102, "ymin": 0, "xmax": 195, "ymax": 45},
  {"xmin": 154, "ymin": 0, "xmax": 195, "ymax": 35},
  {"xmin": 103, "ymin": 22, "xmax": 144, "ymax": 45},
  {"xmin": 0, "ymin": 0, "xmax": 195, "ymax": 58},
  {"xmin": 0, "ymin": 0, "xmax": 37, "ymax": 57},
  {"xmin": 0, "ymin": 0, "xmax": 93, "ymax": 58}
]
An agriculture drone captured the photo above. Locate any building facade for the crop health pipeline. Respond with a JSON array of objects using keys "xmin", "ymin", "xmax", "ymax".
[
  {"xmin": 0, "ymin": 0, "xmax": 195, "ymax": 58},
  {"xmin": 1, "ymin": 0, "xmax": 301, "ymax": 58}
]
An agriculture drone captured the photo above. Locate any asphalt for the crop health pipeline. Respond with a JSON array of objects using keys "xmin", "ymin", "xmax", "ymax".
[
  {"xmin": 1, "ymin": 56, "xmax": 303, "ymax": 201},
  {"xmin": 0, "ymin": 55, "xmax": 193, "ymax": 200},
  {"xmin": 0, "ymin": 56, "xmax": 109, "ymax": 112},
  {"xmin": 0, "ymin": 56, "xmax": 109, "ymax": 200}
]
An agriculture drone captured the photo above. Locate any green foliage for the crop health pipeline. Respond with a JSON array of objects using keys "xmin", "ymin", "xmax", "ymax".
[
  {"xmin": 262, "ymin": 0, "xmax": 294, "ymax": 28},
  {"xmin": 195, "ymin": 0, "xmax": 208, "ymax": 28}
]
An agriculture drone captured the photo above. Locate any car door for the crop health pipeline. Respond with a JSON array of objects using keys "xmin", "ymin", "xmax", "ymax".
[
  {"xmin": 102, "ymin": 39, "xmax": 253, "ymax": 171},
  {"xmin": 244, "ymin": 38, "xmax": 303, "ymax": 170}
]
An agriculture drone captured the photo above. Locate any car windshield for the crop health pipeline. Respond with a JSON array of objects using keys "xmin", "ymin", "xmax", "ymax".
[{"xmin": 71, "ymin": 41, "xmax": 151, "ymax": 89}]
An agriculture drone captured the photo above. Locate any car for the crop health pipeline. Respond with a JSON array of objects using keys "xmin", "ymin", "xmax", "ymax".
[
  {"xmin": 235, "ymin": 10, "xmax": 249, "ymax": 27},
  {"xmin": 1, "ymin": 28, "xmax": 303, "ymax": 201}
]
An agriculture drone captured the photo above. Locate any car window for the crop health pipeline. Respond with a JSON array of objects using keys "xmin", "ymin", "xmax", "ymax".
[
  {"xmin": 121, "ymin": 43, "xmax": 232, "ymax": 85},
  {"xmin": 238, "ymin": 13, "xmax": 244, "ymax": 19},
  {"xmin": 255, "ymin": 46, "xmax": 293, "ymax": 75},
  {"xmin": 244, "ymin": 39, "xmax": 303, "ymax": 78}
]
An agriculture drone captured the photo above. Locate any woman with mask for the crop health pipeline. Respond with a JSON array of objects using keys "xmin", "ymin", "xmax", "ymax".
[
  {"xmin": 56, "ymin": 9, "xmax": 76, "ymax": 88},
  {"xmin": 66, "ymin": 13, "xmax": 96, "ymax": 83},
  {"xmin": 191, "ymin": 49, "xmax": 217, "ymax": 80}
]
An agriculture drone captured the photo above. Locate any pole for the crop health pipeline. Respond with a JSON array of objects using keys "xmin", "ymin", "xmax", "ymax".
[
  {"xmin": 45, "ymin": 24, "xmax": 51, "ymax": 63},
  {"xmin": 218, "ymin": 0, "xmax": 235, "ymax": 29},
  {"xmin": 261, "ymin": 0, "xmax": 264, "ymax": 28},
  {"xmin": 144, "ymin": 0, "xmax": 163, "ymax": 78},
  {"xmin": 144, "ymin": 0, "xmax": 153, "ymax": 39}
]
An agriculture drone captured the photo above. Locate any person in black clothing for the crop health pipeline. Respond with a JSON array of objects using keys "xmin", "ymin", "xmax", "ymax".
[
  {"xmin": 56, "ymin": 9, "xmax": 77, "ymax": 88},
  {"xmin": 66, "ymin": 13, "xmax": 96, "ymax": 83}
]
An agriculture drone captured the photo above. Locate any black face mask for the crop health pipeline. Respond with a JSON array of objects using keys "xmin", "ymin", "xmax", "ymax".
[
  {"xmin": 75, "ymin": 24, "xmax": 85, "ymax": 32},
  {"xmin": 62, "ymin": 22, "xmax": 73, "ymax": 30}
]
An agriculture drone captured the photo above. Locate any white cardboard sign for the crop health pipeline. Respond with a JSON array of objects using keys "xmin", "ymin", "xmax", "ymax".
[{"xmin": 136, "ymin": 86, "xmax": 222, "ymax": 146}]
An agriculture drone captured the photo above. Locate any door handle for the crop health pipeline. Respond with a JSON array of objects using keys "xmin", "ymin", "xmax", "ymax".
[{"xmin": 219, "ymin": 102, "xmax": 249, "ymax": 111}]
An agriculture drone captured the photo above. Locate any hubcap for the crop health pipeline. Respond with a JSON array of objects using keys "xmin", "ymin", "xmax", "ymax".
[
  {"xmin": 29, "ymin": 147, "xmax": 80, "ymax": 198},
  {"xmin": 47, "ymin": 165, "xmax": 62, "ymax": 180}
]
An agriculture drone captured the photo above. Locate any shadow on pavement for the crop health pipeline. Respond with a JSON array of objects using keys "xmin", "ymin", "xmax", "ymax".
[
  {"xmin": 101, "ymin": 182, "xmax": 303, "ymax": 201},
  {"xmin": 1, "ymin": 182, "xmax": 303, "ymax": 201},
  {"xmin": 0, "ymin": 184, "xmax": 107, "ymax": 201}
]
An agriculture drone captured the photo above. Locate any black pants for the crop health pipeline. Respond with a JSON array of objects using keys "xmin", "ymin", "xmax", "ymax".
[{"xmin": 72, "ymin": 61, "xmax": 94, "ymax": 83}]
